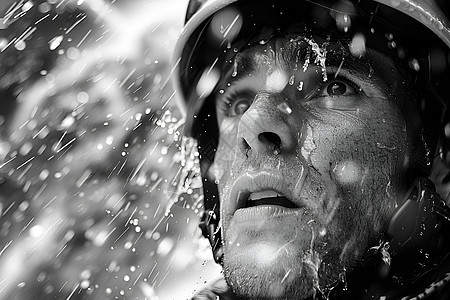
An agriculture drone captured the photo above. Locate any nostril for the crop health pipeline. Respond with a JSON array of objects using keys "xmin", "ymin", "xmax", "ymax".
[
  {"xmin": 258, "ymin": 132, "xmax": 281, "ymax": 149},
  {"xmin": 239, "ymin": 137, "xmax": 251, "ymax": 157}
]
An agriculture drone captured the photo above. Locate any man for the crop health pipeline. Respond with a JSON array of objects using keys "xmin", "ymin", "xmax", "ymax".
[{"xmin": 171, "ymin": 0, "xmax": 450, "ymax": 299}]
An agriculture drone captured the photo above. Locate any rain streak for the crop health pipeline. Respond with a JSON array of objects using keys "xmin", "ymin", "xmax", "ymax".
[{"xmin": 0, "ymin": 0, "xmax": 220, "ymax": 299}]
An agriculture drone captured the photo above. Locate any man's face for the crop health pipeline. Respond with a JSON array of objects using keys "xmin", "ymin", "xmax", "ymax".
[{"xmin": 209, "ymin": 36, "xmax": 410, "ymax": 299}]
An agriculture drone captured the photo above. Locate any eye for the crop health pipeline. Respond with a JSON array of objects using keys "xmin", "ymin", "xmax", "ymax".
[
  {"xmin": 311, "ymin": 76, "xmax": 363, "ymax": 110},
  {"xmin": 320, "ymin": 79, "xmax": 358, "ymax": 97},
  {"xmin": 230, "ymin": 97, "xmax": 251, "ymax": 116},
  {"xmin": 218, "ymin": 91, "xmax": 254, "ymax": 117},
  {"xmin": 327, "ymin": 81, "xmax": 347, "ymax": 95}
]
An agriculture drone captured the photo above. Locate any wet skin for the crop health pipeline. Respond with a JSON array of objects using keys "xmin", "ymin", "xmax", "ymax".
[{"xmin": 209, "ymin": 36, "xmax": 411, "ymax": 299}]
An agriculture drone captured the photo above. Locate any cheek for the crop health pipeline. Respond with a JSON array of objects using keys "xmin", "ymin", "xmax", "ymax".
[
  {"xmin": 308, "ymin": 109, "xmax": 408, "ymax": 228},
  {"xmin": 309, "ymin": 108, "xmax": 407, "ymax": 188}
]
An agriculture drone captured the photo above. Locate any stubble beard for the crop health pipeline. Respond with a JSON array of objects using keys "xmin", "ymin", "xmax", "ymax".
[
  {"xmin": 219, "ymin": 179, "xmax": 380, "ymax": 300},
  {"xmin": 215, "ymin": 140, "xmax": 395, "ymax": 299},
  {"xmin": 222, "ymin": 253, "xmax": 320, "ymax": 300}
]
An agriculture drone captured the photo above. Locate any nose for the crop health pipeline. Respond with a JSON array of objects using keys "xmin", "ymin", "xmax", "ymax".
[{"xmin": 237, "ymin": 92, "xmax": 298, "ymax": 157}]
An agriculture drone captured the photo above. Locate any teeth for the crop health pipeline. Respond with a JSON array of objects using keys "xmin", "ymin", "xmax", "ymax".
[{"xmin": 248, "ymin": 190, "xmax": 282, "ymax": 201}]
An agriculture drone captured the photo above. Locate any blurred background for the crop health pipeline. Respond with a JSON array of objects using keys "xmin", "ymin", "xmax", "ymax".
[{"xmin": 0, "ymin": 0, "xmax": 221, "ymax": 299}]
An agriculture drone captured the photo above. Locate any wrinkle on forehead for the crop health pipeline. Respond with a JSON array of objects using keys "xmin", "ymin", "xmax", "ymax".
[{"xmin": 229, "ymin": 36, "xmax": 402, "ymax": 91}]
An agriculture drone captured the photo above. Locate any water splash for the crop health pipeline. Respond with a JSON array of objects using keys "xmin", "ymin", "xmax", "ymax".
[
  {"xmin": 306, "ymin": 38, "xmax": 328, "ymax": 82},
  {"xmin": 289, "ymin": 37, "xmax": 329, "ymax": 82},
  {"xmin": 165, "ymin": 136, "xmax": 202, "ymax": 216}
]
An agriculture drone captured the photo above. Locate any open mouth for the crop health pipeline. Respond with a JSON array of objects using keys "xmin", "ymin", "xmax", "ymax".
[
  {"xmin": 245, "ymin": 190, "xmax": 298, "ymax": 208},
  {"xmin": 228, "ymin": 171, "xmax": 307, "ymax": 221}
]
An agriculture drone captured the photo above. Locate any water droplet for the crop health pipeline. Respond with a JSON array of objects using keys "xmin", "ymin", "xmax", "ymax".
[
  {"xmin": 29, "ymin": 225, "xmax": 44, "ymax": 238},
  {"xmin": 49, "ymin": 35, "xmax": 63, "ymax": 50},
  {"xmin": 388, "ymin": 41, "xmax": 397, "ymax": 49},
  {"xmin": 232, "ymin": 59, "xmax": 238, "ymax": 77},
  {"xmin": 80, "ymin": 280, "xmax": 90, "ymax": 289},
  {"xmin": 350, "ymin": 33, "xmax": 366, "ymax": 57},
  {"xmin": 105, "ymin": 135, "xmax": 114, "ymax": 145},
  {"xmin": 277, "ymin": 102, "xmax": 292, "ymax": 114},
  {"xmin": 319, "ymin": 227, "xmax": 327, "ymax": 237},
  {"xmin": 124, "ymin": 241, "xmax": 133, "ymax": 249},
  {"xmin": 80, "ymin": 270, "xmax": 91, "ymax": 279},
  {"xmin": 409, "ymin": 58, "xmax": 420, "ymax": 71},
  {"xmin": 289, "ymin": 75, "xmax": 295, "ymax": 85},
  {"xmin": 15, "ymin": 40, "xmax": 26, "ymax": 51}
]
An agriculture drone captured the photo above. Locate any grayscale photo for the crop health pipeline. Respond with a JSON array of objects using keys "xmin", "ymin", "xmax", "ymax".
[{"xmin": 0, "ymin": 0, "xmax": 449, "ymax": 299}]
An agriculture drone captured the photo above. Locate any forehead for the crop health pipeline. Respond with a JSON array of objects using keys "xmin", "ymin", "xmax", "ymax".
[{"xmin": 225, "ymin": 35, "xmax": 401, "ymax": 86}]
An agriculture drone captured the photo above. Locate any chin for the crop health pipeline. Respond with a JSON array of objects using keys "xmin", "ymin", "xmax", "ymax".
[
  {"xmin": 222, "ymin": 243, "xmax": 320, "ymax": 300},
  {"xmin": 220, "ymin": 204, "xmax": 374, "ymax": 299}
]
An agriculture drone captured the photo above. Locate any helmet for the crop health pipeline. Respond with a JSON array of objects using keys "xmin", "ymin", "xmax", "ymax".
[
  {"xmin": 173, "ymin": 0, "xmax": 450, "ymax": 122},
  {"xmin": 171, "ymin": 0, "xmax": 450, "ymax": 263}
]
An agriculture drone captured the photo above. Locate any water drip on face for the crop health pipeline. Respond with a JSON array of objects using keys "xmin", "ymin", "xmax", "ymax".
[
  {"xmin": 301, "ymin": 125, "xmax": 317, "ymax": 161},
  {"xmin": 304, "ymin": 222, "xmax": 321, "ymax": 293},
  {"xmin": 303, "ymin": 53, "xmax": 310, "ymax": 73},
  {"xmin": 289, "ymin": 74, "xmax": 295, "ymax": 86},
  {"xmin": 305, "ymin": 38, "xmax": 328, "ymax": 82},
  {"xmin": 277, "ymin": 102, "xmax": 292, "ymax": 115},
  {"xmin": 289, "ymin": 42, "xmax": 301, "ymax": 86},
  {"xmin": 232, "ymin": 58, "xmax": 238, "ymax": 77},
  {"xmin": 288, "ymin": 36, "xmax": 329, "ymax": 82},
  {"xmin": 292, "ymin": 164, "xmax": 306, "ymax": 199}
]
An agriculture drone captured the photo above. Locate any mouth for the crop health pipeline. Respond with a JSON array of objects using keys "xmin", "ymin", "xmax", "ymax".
[
  {"xmin": 228, "ymin": 172, "xmax": 306, "ymax": 221},
  {"xmin": 246, "ymin": 190, "xmax": 298, "ymax": 208}
]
